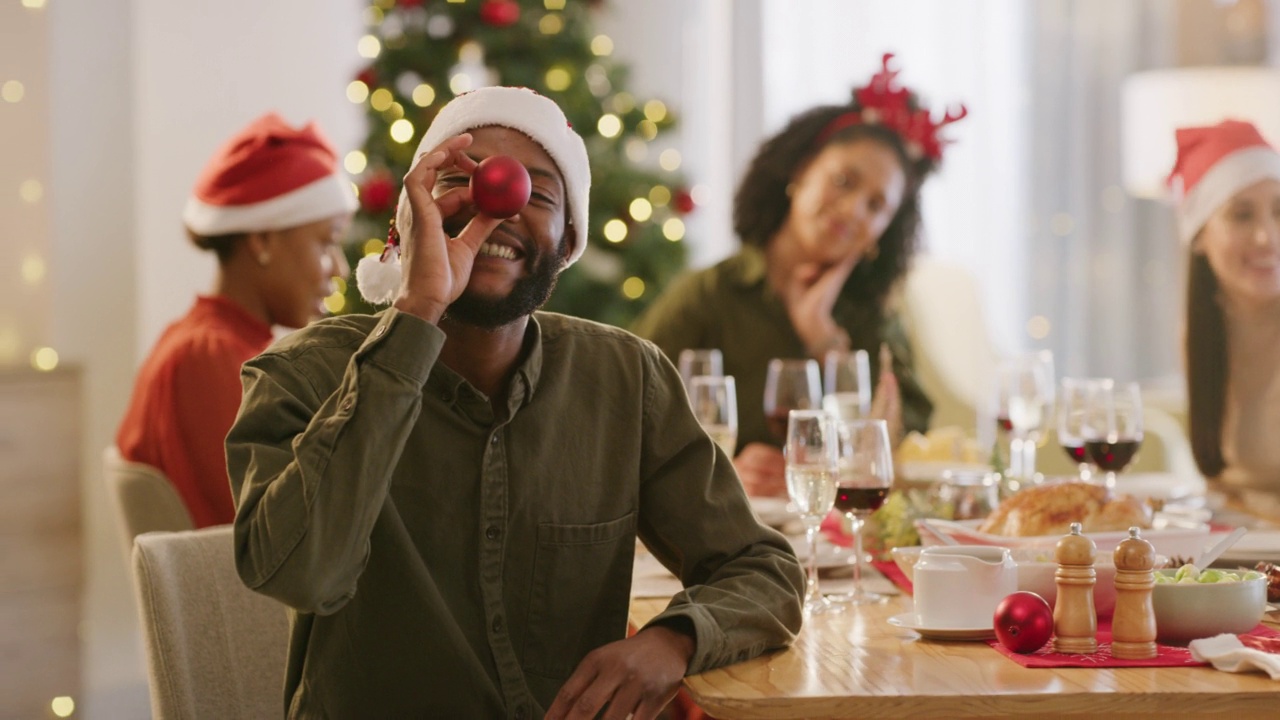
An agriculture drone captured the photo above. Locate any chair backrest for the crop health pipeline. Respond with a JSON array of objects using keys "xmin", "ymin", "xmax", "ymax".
[
  {"xmin": 104, "ymin": 446, "xmax": 195, "ymax": 558},
  {"xmin": 131, "ymin": 526, "xmax": 289, "ymax": 720}
]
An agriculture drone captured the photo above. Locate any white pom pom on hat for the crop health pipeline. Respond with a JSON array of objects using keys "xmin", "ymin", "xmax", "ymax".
[
  {"xmin": 1168, "ymin": 119, "xmax": 1280, "ymax": 245},
  {"xmin": 358, "ymin": 87, "xmax": 591, "ymax": 305}
]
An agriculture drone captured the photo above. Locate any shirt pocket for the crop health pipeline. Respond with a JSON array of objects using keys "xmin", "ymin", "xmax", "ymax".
[{"xmin": 522, "ymin": 512, "xmax": 638, "ymax": 679}]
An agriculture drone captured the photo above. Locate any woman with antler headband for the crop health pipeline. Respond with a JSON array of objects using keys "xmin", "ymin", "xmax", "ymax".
[{"xmin": 633, "ymin": 54, "xmax": 965, "ymax": 497}]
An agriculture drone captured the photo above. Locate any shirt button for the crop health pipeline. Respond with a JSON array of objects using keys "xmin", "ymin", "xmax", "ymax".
[
  {"xmin": 340, "ymin": 396, "xmax": 354, "ymax": 412},
  {"xmin": 485, "ymin": 526, "xmax": 500, "ymax": 540},
  {"xmin": 492, "ymin": 615, "xmax": 504, "ymax": 633},
  {"xmin": 514, "ymin": 706, "xmax": 527, "ymax": 720},
  {"xmin": 491, "ymin": 433, "xmax": 500, "ymax": 445},
  {"xmin": 374, "ymin": 323, "xmax": 386, "ymax": 337}
]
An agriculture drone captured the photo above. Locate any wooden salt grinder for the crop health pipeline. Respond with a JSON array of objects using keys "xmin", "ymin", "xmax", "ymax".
[
  {"xmin": 1053, "ymin": 522, "xmax": 1098, "ymax": 654},
  {"xmin": 1110, "ymin": 526, "xmax": 1157, "ymax": 659}
]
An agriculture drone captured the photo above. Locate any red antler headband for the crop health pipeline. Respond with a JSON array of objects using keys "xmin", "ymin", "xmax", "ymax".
[{"xmin": 816, "ymin": 53, "xmax": 967, "ymax": 162}]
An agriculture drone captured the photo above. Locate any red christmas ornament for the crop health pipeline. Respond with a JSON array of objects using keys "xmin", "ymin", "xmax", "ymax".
[
  {"xmin": 396, "ymin": 0, "xmax": 425, "ymax": 7},
  {"xmin": 359, "ymin": 173, "xmax": 397, "ymax": 215},
  {"xmin": 672, "ymin": 188, "xmax": 695, "ymax": 214},
  {"xmin": 356, "ymin": 67, "xmax": 378, "ymax": 88},
  {"xmin": 993, "ymin": 591, "xmax": 1053, "ymax": 654},
  {"xmin": 479, "ymin": 0, "xmax": 520, "ymax": 27},
  {"xmin": 470, "ymin": 155, "xmax": 531, "ymax": 219}
]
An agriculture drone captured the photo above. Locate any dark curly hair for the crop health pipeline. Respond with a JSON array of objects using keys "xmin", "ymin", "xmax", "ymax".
[
  {"xmin": 733, "ymin": 101, "xmax": 939, "ymax": 309},
  {"xmin": 186, "ymin": 229, "xmax": 245, "ymax": 263}
]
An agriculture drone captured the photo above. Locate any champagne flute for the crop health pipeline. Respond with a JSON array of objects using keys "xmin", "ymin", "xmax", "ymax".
[
  {"xmin": 1083, "ymin": 380, "xmax": 1144, "ymax": 488},
  {"xmin": 688, "ymin": 375, "xmax": 738, "ymax": 457},
  {"xmin": 678, "ymin": 348, "xmax": 723, "ymax": 390},
  {"xmin": 821, "ymin": 349, "xmax": 871, "ymax": 422},
  {"xmin": 763, "ymin": 359, "xmax": 822, "ymax": 443},
  {"xmin": 785, "ymin": 409, "xmax": 841, "ymax": 616},
  {"xmin": 1058, "ymin": 377, "xmax": 1103, "ymax": 481},
  {"xmin": 828, "ymin": 419, "xmax": 893, "ymax": 607}
]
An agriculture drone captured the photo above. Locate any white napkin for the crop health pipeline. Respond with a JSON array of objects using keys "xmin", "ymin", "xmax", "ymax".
[{"xmin": 1189, "ymin": 634, "xmax": 1280, "ymax": 679}]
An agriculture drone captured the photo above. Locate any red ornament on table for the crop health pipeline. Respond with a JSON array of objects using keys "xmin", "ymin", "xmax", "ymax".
[
  {"xmin": 994, "ymin": 591, "xmax": 1054, "ymax": 654},
  {"xmin": 479, "ymin": 0, "xmax": 520, "ymax": 27},
  {"xmin": 470, "ymin": 155, "xmax": 531, "ymax": 219},
  {"xmin": 359, "ymin": 173, "xmax": 397, "ymax": 215}
]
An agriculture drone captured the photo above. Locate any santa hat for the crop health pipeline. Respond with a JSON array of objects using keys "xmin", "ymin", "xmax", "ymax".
[
  {"xmin": 182, "ymin": 113, "xmax": 356, "ymax": 236},
  {"xmin": 1168, "ymin": 119, "xmax": 1280, "ymax": 244},
  {"xmin": 357, "ymin": 87, "xmax": 590, "ymax": 305}
]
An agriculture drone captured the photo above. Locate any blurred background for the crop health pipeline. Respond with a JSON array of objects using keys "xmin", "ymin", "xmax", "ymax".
[{"xmin": 3, "ymin": 0, "xmax": 1279, "ymax": 716}]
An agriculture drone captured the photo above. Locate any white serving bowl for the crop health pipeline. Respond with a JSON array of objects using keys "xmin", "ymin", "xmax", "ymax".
[{"xmin": 1151, "ymin": 570, "xmax": 1267, "ymax": 644}]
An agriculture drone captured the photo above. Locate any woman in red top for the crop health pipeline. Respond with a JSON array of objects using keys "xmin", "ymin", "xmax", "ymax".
[{"xmin": 116, "ymin": 113, "xmax": 356, "ymax": 527}]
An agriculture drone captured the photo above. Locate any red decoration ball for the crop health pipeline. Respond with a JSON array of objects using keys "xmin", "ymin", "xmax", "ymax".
[
  {"xmin": 479, "ymin": 0, "xmax": 520, "ymax": 27},
  {"xmin": 359, "ymin": 174, "xmax": 396, "ymax": 214},
  {"xmin": 672, "ymin": 188, "xmax": 696, "ymax": 214},
  {"xmin": 356, "ymin": 67, "xmax": 378, "ymax": 88},
  {"xmin": 470, "ymin": 155, "xmax": 531, "ymax": 219},
  {"xmin": 993, "ymin": 591, "xmax": 1053, "ymax": 654}
]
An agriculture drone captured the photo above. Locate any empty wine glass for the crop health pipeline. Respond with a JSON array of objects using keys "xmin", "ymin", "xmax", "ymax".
[
  {"xmin": 828, "ymin": 419, "xmax": 893, "ymax": 607},
  {"xmin": 1058, "ymin": 377, "xmax": 1104, "ymax": 481},
  {"xmin": 678, "ymin": 348, "xmax": 723, "ymax": 390},
  {"xmin": 1082, "ymin": 380, "xmax": 1144, "ymax": 488},
  {"xmin": 822, "ymin": 349, "xmax": 871, "ymax": 422},
  {"xmin": 784, "ymin": 409, "xmax": 841, "ymax": 616},
  {"xmin": 763, "ymin": 359, "xmax": 822, "ymax": 443},
  {"xmin": 993, "ymin": 351, "xmax": 1055, "ymax": 482},
  {"xmin": 688, "ymin": 375, "xmax": 738, "ymax": 458}
]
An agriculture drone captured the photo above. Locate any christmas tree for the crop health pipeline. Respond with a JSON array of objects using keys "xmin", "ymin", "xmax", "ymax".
[{"xmin": 336, "ymin": 0, "xmax": 693, "ymax": 328}]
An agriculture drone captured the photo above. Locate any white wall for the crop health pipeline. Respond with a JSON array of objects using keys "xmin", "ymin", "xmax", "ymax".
[{"xmin": 46, "ymin": 1, "xmax": 363, "ymax": 714}]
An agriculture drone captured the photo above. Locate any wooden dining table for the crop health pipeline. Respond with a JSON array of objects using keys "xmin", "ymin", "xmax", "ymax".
[{"xmin": 629, "ymin": 590, "xmax": 1280, "ymax": 719}]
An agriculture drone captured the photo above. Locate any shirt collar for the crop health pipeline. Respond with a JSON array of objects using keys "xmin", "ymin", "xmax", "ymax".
[{"xmin": 426, "ymin": 314, "xmax": 543, "ymax": 417}]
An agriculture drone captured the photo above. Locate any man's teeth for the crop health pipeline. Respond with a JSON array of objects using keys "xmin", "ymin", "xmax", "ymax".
[{"xmin": 478, "ymin": 242, "xmax": 517, "ymax": 260}]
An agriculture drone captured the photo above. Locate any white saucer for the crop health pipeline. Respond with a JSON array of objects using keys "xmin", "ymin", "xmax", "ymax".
[{"xmin": 887, "ymin": 613, "xmax": 995, "ymax": 641}]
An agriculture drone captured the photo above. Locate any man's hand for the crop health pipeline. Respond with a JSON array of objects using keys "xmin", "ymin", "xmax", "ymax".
[
  {"xmin": 391, "ymin": 133, "xmax": 504, "ymax": 323},
  {"xmin": 545, "ymin": 625, "xmax": 694, "ymax": 720},
  {"xmin": 781, "ymin": 252, "xmax": 860, "ymax": 355},
  {"xmin": 733, "ymin": 443, "xmax": 787, "ymax": 497}
]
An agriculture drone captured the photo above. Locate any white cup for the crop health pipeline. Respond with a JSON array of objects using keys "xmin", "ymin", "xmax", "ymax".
[{"xmin": 912, "ymin": 545, "xmax": 1016, "ymax": 629}]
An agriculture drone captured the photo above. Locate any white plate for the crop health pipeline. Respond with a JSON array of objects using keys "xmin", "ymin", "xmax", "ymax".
[
  {"xmin": 785, "ymin": 535, "xmax": 852, "ymax": 569},
  {"xmin": 916, "ymin": 518, "xmax": 1214, "ymax": 559},
  {"xmin": 1217, "ymin": 530, "xmax": 1280, "ymax": 567},
  {"xmin": 887, "ymin": 613, "xmax": 995, "ymax": 641},
  {"xmin": 1113, "ymin": 472, "xmax": 1207, "ymax": 502},
  {"xmin": 749, "ymin": 496, "xmax": 794, "ymax": 528}
]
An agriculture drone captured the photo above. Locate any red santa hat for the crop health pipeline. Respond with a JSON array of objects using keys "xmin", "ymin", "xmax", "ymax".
[
  {"xmin": 1168, "ymin": 119, "xmax": 1280, "ymax": 244},
  {"xmin": 357, "ymin": 87, "xmax": 590, "ymax": 305},
  {"xmin": 182, "ymin": 113, "xmax": 357, "ymax": 236}
]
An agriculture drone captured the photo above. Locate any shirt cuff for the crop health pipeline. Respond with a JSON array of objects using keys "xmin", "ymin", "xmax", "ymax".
[{"xmin": 356, "ymin": 308, "xmax": 446, "ymax": 384}]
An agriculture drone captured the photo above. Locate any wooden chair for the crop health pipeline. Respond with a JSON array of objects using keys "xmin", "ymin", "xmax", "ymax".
[
  {"xmin": 130, "ymin": 526, "xmax": 289, "ymax": 720},
  {"xmin": 103, "ymin": 446, "xmax": 194, "ymax": 559}
]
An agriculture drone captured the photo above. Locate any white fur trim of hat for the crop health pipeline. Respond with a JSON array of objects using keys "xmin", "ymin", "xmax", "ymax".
[
  {"xmin": 357, "ymin": 87, "xmax": 590, "ymax": 305},
  {"xmin": 1175, "ymin": 147, "xmax": 1280, "ymax": 245}
]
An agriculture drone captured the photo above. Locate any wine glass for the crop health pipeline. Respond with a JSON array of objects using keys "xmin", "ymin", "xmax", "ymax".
[
  {"xmin": 1082, "ymin": 380, "xmax": 1144, "ymax": 488},
  {"xmin": 763, "ymin": 359, "xmax": 822, "ymax": 443},
  {"xmin": 828, "ymin": 418, "xmax": 893, "ymax": 607},
  {"xmin": 1058, "ymin": 377, "xmax": 1104, "ymax": 481},
  {"xmin": 688, "ymin": 375, "xmax": 738, "ymax": 458},
  {"xmin": 678, "ymin": 348, "xmax": 723, "ymax": 390},
  {"xmin": 784, "ymin": 409, "xmax": 841, "ymax": 616},
  {"xmin": 821, "ymin": 349, "xmax": 871, "ymax": 422},
  {"xmin": 993, "ymin": 351, "xmax": 1055, "ymax": 482}
]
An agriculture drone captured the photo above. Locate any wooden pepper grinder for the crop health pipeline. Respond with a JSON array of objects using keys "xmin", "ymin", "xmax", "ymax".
[
  {"xmin": 1110, "ymin": 526, "xmax": 1157, "ymax": 659},
  {"xmin": 1053, "ymin": 522, "xmax": 1098, "ymax": 654}
]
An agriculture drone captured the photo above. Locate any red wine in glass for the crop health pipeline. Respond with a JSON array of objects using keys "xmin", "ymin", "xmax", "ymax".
[
  {"xmin": 996, "ymin": 415, "xmax": 1013, "ymax": 433},
  {"xmin": 1085, "ymin": 437, "xmax": 1142, "ymax": 472},
  {"xmin": 834, "ymin": 486, "xmax": 888, "ymax": 513},
  {"xmin": 1062, "ymin": 442, "xmax": 1087, "ymax": 464}
]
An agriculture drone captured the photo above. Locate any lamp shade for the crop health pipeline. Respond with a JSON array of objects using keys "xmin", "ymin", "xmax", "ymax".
[{"xmin": 1121, "ymin": 67, "xmax": 1280, "ymax": 199}]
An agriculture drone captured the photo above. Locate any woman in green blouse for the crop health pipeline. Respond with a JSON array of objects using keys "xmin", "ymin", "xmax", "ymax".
[{"xmin": 633, "ymin": 55, "xmax": 962, "ymax": 496}]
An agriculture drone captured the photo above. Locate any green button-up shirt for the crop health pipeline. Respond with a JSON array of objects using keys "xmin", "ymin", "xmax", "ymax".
[
  {"xmin": 226, "ymin": 308, "xmax": 804, "ymax": 718},
  {"xmin": 632, "ymin": 247, "xmax": 933, "ymax": 450}
]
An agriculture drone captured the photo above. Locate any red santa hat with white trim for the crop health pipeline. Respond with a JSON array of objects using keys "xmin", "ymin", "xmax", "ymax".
[
  {"xmin": 182, "ymin": 113, "xmax": 357, "ymax": 237},
  {"xmin": 1168, "ymin": 119, "xmax": 1280, "ymax": 245},
  {"xmin": 356, "ymin": 86, "xmax": 590, "ymax": 305}
]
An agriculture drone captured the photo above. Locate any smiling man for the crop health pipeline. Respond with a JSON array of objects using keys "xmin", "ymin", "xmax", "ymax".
[{"xmin": 226, "ymin": 87, "xmax": 803, "ymax": 720}]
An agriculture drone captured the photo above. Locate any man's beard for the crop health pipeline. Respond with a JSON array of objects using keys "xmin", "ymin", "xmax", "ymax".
[{"xmin": 445, "ymin": 235, "xmax": 567, "ymax": 329}]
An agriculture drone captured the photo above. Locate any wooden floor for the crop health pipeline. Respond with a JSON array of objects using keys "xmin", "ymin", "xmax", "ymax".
[{"xmin": 0, "ymin": 367, "xmax": 81, "ymax": 719}]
